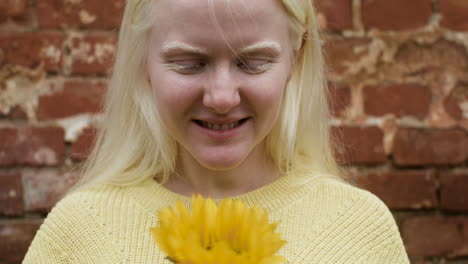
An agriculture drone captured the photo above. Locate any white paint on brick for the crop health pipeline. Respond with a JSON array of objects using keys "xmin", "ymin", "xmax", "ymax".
[
  {"xmin": 0, "ymin": 74, "xmax": 39, "ymax": 119},
  {"xmin": 33, "ymin": 148, "xmax": 57, "ymax": 165},
  {"xmin": 94, "ymin": 43, "xmax": 115, "ymax": 63},
  {"xmin": 8, "ymin": 189, "xmax": 17, "ymax": 198},
  {"xmin": 56, "ymin": 114, "xmax": 101, "ymax": 142},
  {"xmin": 461, "ymin": 102, "xmax": 468, "ymax": 119},
  {"xmin": 79, "ymin": 10, "xmax": 97, "ymax": 24},
  {"xmin": 40, "ymin": 45, "xmax": 61, "ymax": 64},
  {"xmin": 65, "ymin": 0, "xmax": 82, "ymax": 5}
]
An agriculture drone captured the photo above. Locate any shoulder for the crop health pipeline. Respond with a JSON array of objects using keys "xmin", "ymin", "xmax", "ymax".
[
  {"xmin": 29, "ymin": 183, "xmax": 128, "ymax": 241},
  {"xmin": 23, "ymin": 184, "xmax": 135, "ymax": 263},
  {"xmin": 308, "ymin": 176, "xmax": 409, "ymax": 263},
  {"xmin": 289, "ymin": 174, "xmax": 404, "ymax": 242},
  {"xmin": 271, "ymin": 173, "xmax": 409, "ymax": 263},
  {"xmin": 311, "ymin": 175, "xmax": 393, "ymax": 215}
]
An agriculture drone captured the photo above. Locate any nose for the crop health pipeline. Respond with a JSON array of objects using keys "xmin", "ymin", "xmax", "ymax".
[{"xmin": 202, "ymin": 64, "xmax": 241, "ymax": 114}]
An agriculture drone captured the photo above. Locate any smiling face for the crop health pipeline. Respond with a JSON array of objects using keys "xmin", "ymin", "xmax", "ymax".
[{"xmin": 147, "ymin": 0, "xmax": 294, "ymax": 171}]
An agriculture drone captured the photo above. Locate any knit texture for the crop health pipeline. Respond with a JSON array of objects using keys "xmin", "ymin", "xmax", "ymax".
[{"xmin": 23, "ymin": 172, "xmax": 410, "ymax": 263}]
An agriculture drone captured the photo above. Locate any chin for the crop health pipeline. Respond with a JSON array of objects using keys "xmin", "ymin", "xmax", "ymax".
[
  {"xmin": 194, "ymin": 149, "xmax": 249, "ymax": 171},
  {"xmin": 196, "ymin": 156, "xmax": 245, "ymax": 171}
]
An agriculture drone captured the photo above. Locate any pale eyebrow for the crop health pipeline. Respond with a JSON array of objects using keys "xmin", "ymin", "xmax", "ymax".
[
  {"xmin": 160, "ymin": 41, "xmax": 208, "ymax": 55},
  {"xmin": 239, "ymin": 41, "xmax": 282, "ymax": 54}
]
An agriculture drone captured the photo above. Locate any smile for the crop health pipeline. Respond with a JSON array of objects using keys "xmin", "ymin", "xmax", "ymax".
[{"xmin": 194, "ymin": 118, "xmax": 249, "ymax": 131}]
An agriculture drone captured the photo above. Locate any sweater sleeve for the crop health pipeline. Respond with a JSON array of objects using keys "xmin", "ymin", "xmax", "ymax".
[
  {"xmin": 22, "ymin": 191, "xmax": 126, "ymax": 264},
  {"xmin": 23, "ymin": 195, "xmax": 80, "ymax": 264},
  {"xmin": 359, "ymin": 192, "xmax": 410, "ymax": 264}
]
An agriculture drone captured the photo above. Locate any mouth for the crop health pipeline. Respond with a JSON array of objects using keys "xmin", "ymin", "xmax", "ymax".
[{"xmin": 193, "ymin": 118, "xmax": 250, "ymax": 131}]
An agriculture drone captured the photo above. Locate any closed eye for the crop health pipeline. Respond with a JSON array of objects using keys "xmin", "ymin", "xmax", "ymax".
[
  {"xmin": 166, "ymin": 60, "xmax": 207, "ymax": 74},
  {"xmin": 237, "ymin": 58, "xmax": 274, "ymax": 74}
]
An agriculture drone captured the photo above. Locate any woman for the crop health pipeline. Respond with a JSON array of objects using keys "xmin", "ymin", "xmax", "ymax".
[{"xmin": 24, "ymin": 0, "xmax": 410, "ymax": 263}]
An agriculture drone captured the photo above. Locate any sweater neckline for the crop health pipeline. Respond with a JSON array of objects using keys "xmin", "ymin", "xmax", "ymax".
[{"xmin": 127, "ymin": 171, "xmax": 326, "ymax": 213}]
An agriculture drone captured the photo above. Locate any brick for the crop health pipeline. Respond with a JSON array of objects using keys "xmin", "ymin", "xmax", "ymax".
[
  {"xmin": 0, "ymin": 127, "xmax": 65, "ymax": 166},
  {"xmin": 363, "ymin": 84, "xmax": 431, "ymax": 118},
  {"xmin": 441, "ymin": 0, "xmax": 468, "ymax": 31},
  {"xmin": 71, "ymin": 126, "xmax": 97, "ymax": 161},
  {"xmin": 324, "ymin": 37, "xmax": 371, "ymax": 76},
  {"xmin": 315, "ymin": 0, "xmax": 353, "ymax": 30},
  {"xmin": 440, "ymin": 172, "xmax": 468, "ymax": 212},
  {"xmin": 23, "ymin": 170, "xmax": 79, "ymax": 212},
  {"xmin": 37, "ymin": 0, "xmax": 124, "ymax": 29},
  {"xmin": 332, "ymin": 126, "xmax": 387, "ymax": 165},
  {"xmin": 328, "ymin": 83, "xmax": 351, "ymax": 117},
  {"xmin": 444, "ymin": 83, "xmax": 468, "ymax": 121},
  {"xmin": 0, "ymin": 127, "xmax": 17, "ymax": 166},
  {"xmin": 393, "ymin": 40, "xmax": 468, "ymax": 75},
  {"xmin": 0, "ymin": 173, "xmax": 23, "ymax": 216},
  {"xmin": 356, "ymin": 170, "xmax": 437, "ymax": 209},
  {"xmin": 38, "ymin": 80, "xmax": 106, "ymax": 120},
  {"xmin": 402, "ymin": 217, "xmax": 468, "ymax": 257},
  {"xmin": 0, "ymin": 0, "xmax": 28, "ymax": 21},
  {"xmin": 0, "ymin": 32, "xmax": 64, "ymax": 71},
  {"xmin": 0, "ymin": 220, "xmax": 43, "ymax": 263},
  {"xmin": 0, "ymin": 106, "xmax": 28, "ymax": 120},
  {"xmin": 361, "ymin": 0, "xmax": 432, "ymax": 30},
  {"xmin": 16, "ymin": 127, "xmax": 66, "ymax": 166},
  {"xmin": 393, "ymin": 128, "xmax": 468, "ymax": 166},
  {"xmin": 69, "ymin": 34, "xmax": 117, "ymax": 75},
  {"xmin": 0, "ymin": 127, "xmax": 65, "ymax": 167}
]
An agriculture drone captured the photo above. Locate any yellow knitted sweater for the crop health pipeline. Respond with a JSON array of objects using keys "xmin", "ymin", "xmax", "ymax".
[{"xmin": 23, "ymin": 173, "xmax": 410, "ymax": 263}]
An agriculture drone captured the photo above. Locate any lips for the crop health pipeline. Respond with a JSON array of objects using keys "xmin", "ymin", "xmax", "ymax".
[{"xmin": 194, "ymin": 118, "xmax": 249, "ymax": 131}]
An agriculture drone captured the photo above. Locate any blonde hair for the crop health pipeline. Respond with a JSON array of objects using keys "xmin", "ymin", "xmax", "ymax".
[{"xmin": 71, "ymin": 0, "xmax": 342, "ymax": 192}]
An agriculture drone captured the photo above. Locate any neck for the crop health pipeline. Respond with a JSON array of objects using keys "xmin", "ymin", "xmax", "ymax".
[{"xmin": 163, "ymin": 144, "xmax": 281, "ymax": 199}]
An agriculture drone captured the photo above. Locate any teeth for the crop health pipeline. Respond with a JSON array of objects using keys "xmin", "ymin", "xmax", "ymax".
[{"xmin": 200, "ymin": 120, "xmax": 241, "ymax": 130}]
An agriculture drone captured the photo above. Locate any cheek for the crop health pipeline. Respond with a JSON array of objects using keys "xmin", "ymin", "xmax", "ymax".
[
  {"xmin": 151, "ymin": 72, "xmax": 201, "ymax": 116},
  {"xmin": 246, "ymin": 77, "xmax": 286, "ymax": 116}
]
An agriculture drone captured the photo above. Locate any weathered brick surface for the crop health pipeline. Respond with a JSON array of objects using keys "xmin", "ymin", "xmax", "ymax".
[
  {"xmin": 444, "ymin": 83, "xmax": 468, "ymax": 121},
  {"xmin": 363, "ymin": 84, "xmax": 431, "ymax": 118},
  {"xmin": 0, "ymin": 32, "xmax": 64, "ymax": 71},
  {"xmin": 315, "ymin": 0, "xmax": 353, "ymax": 30},
  {"xmin": 37, "ymin": 0, "xmax": 125, "ymax": 29},
  {"xmin": 16, "ymin": 127, "xmax": 66, "ymax": 166},
  {"xmin": 332, "ymin": 126, "xmax": 387, "ymax": 164},
  {"xmin": 0, "ymin": 126, "xmax": 65, "ymax": 167},
  {"xmin": 324, "ymin": 37, "xmax": 371, "ymax": 76},
  {"xmin": 356, "ymin": 170, "xmax": 437, "ymax": 209},
  {"xmin": 361, "ymin": 0, "xmax": 432, "ymax": 30},
  {"xmin": 440, "ymin": 0, "xmax": 468, "ymax": 31},
  {"xmin": 440, "ymin": 172, "xmax": 468, "ymax": 212},
  {"xmin": 0, "ymin": 106, "xmax": 28, "ymax": 120},
  {"xmin": 0, "ymin": 127, "xmax": 17, "ymax": 166},
  {"xmin": 402, "ymin": 217, "xmax": 468, "ymax": 257},
  {"xmin": 71, "ymin": 126, "xmax": 97, "ymax": 161},
  {"xmin": 1, "ymin": 1, "xmax": 468, "ymax": 263},
  {"xmin": 23, "ymin": 170, "xmax": 79, "ymax": 213},
  {"xmin": 0, "ymin": 0, "xmax": 28, "ymax": 21},
  {"xmin": 0, "ymin": 220, "xmax": 42, "ymax": 263},
  {"xmin": 0, "ymin": 173, "xmax": 23, "ymax": 216},
  {"xmin": 393, "ymin": 128, "xmax": 468, "ymax": 166},
  {"xmin": 328, "ymin": 83, "xmax": 351, "ymax": 117},
  {"xmin": 38, "ymin": 80, "xmax": 106, "ymax": 120},
  {"xmin": 392, "ymin": 40, "xmax": 468, "ymax": 75},
  {"xmin": 69, "ymin": 34, "xmax": 117, "ymax": 75}
]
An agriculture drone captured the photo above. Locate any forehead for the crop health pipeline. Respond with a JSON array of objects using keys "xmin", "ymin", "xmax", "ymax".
[{"xmin": 151, "ymin": 0, "xmax": 290, "ymax": 48}]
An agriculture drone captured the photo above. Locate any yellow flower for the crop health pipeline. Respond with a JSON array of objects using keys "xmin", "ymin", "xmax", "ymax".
[{"xmin": 150, "ymin": 195, "xmax": 286, "ymax": 264}]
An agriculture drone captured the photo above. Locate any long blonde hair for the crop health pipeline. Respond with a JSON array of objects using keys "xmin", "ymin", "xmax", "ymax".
[{"xmin": 71, "ymin": 0, "xmax": 341, "ymax": 192}]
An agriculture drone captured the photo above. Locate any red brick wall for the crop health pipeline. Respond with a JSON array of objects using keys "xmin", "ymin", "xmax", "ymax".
[{"xmin": 0, "ymin": 0, "xmax": 467, "ymax": 263}]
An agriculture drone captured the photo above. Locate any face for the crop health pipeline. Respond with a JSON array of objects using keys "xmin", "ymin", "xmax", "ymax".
[{"xmin": 147, "ymin": 0, "xmax": 294, "ymax": 171}]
